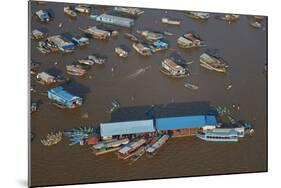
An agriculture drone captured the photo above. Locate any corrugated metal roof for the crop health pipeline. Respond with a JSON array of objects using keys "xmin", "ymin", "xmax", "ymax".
[
  {"xmin": 48, "ymin": 86, "xmax": 81, "ymax": 102},
  {"xmin": 100, "ymin": 119, "xmax": 155, "ymax": 137},
  {"xmin": 155, "ymin": 115, "xmax": 217, "ymax": 130}
]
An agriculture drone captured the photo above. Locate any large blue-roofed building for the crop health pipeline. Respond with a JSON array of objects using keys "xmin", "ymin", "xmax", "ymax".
[
  {"xmin": 155, "ymin": 115, "xmax": 217, "ymax": 131},
  {"xmin": 99, "ymin": 115, "xmax": 218, "ymax": 139},
  {"xmin": 100, "ymin": 120, "xmax": 155, "ymax": 139},
  {"xmin": 48, "ymin": 86, "xmax": 83, "ymax": 109},
  {"xmin": 155, "ymin": 115, "xmax": 217, "ymax": 137}
]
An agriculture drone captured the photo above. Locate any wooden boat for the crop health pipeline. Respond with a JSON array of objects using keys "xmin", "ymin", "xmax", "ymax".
[
  {"xmin": 115, "ymin": 47, "xmax": 128, "ymax": 58},
  {"xmin": 160, "ymin": 58, "xmax": 188, "ymax": 78},
  {"xmin": 146, "ymin": 135, "xmax": 169, "ymax": 157},
  {"xmin": 162, "ymin": 17, "xmax": 181, "ymax": 25},
  {"xmin": 132, "ymin": 43, "xmax": 152, "ymax": 56},
  {"xmin": 216, "ymin": 14, "xmax": 239, "ymax": 22},
  {"xmin": 75, "ymin": 5, "xmax": 91, "ymax": 14},
  {"xmin": 186, "ymin": 11, "xmax": 210, "ymax": 20},
  {"xmin": 124, "ymin": 33, "xmax": 139, "ymax": 42},
  {"xmin": 64, "ymin": 6, "xmax": 77, "ymax": 17},
  {"xmin": 88, "ymin": 55, "xmax": 105, "ymax": 65},
  {"xmin": 199, "ymin": 53, "xmax": 227, "ymax": 73},
  {"xmin": 78, "ymin": 59, "xmax": 95, "ymax": 66},
  {"xmin": 80, "ymin": 26, "xmax": 111, "ymax": 40},
  {"xmin": 250, "ymin": 21, "xmax": 262, "ymax": 29},
  {"xmin": 177, "ymin": 33, "xmax": 205, "ymax": 48},
  {"xmin": 184, "ymin": 83, "xmax": 199, "ymax": 90},
  {"xmin": 130, "ymin": 146, "xmax": 145, "ymax": 161},
  {"xmin": 66, "ymin": 65, "xmax": 86, "ymax": 76},
  {"xmin": 117, "ymin": 138, "xmax": 146, "ymax": 160},
  {"xmin": 94, "ymin": 147, "xmax": 120, "ymax": 156}
]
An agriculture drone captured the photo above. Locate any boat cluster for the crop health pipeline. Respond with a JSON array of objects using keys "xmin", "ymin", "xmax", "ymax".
[{"xmin": 41, "ymin": 132, "xmax": 63, "ymax": 146}]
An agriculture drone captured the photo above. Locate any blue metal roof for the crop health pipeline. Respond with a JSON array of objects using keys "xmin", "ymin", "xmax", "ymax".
[
  {"xmin": 100, "ymin": 119, "xmax": 155, "ymax": 137},
  {"xmin": 48, "ymin": 86, "xmax": 81, "ymax": 102},
  {"xmin": 155, "ymin": 115, "xmax": 217, "ymax": 131}
]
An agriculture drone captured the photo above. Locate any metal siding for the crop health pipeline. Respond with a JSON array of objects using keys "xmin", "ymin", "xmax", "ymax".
[
  {"xmin": 206, "ymin": 115, "xmax": 217, "ymax": 125},
  {"xmin": 155, "ymin": 115, "xmax": 217, "ymax": 131},
  {"xmin": 100, "ymin": 120, "xmax": 155, "ymax": 136}
]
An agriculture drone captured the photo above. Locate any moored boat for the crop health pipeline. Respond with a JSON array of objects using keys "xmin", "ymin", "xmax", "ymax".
[
  {"xmin": 196, "ymin": 129, "xmax": 239, "ymax": 142},
  {"xmin": 64, "ymin": 6, "xmax": 77, "ymax": 18},
  {"xmin": 132, "ymin": 43, "xmax": 152, "ymax": 56},
  {"xmin": 184, "ymin": 83, "xmax": 199, "ymax": 90},
  {"xmin": 146, "ymin": 135, "xmax": 169, "ymax": 156},
  {"xmin": 117, "ymin": 138, "xmax": 146, "ymax": 160},
  {"xmin": 250, "ymin": 21, "xmax": 262, "ymax": 29},
  {"xmin": 88, "ymin": 55, "xmax": 105, "ymax": 65},
  {"xmin": 115, "ymin": 47, "xmax": 129, "ymax": 58},
  {"xmin": 177, "ymin": 33, "xmax": 204, "ymax": 48},
  {"xmin": 160, "ymin": 58, "xmax": 188, "ymax": 78},
  {"xmin": 162, "ymin": 17, "xmax": 181, "ymax": 25},
  {"xmin": 66, "ymin": 65, "xmax": 86, "ymax": 76},
  {"xmin": 199, "ymin": 53, "xmax": 227, "ymax": 73}
]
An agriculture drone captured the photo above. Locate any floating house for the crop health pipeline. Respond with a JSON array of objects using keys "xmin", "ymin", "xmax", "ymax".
[
  {"xmin": 46, "ymin": 35, "xmax": 75, "ymax": 53},
  {"xmin": 81, "ymin": 26, "xmax": 111, "ymax": 39},
  {"xmin": 48, "ymin": 86, "xmax": 83, "ymax": 109},
  {"xmin": 36, "ymin": 72, "xmax": 57, "ymax": 85},
  {"xmin": 132, "ymin": 43, "xmax": 152, "ymax": 56},
  {"xmin": 160, "ymin": 58, "xmax": 188, "ymax": 77},
  {"xmin": 114, "ymin": 7, "xmax": 144, "ymax": 16},
  {"xmin": 96, "ymin": 13, "xmax": 134, "ymax": 27},
  {"xmin": 199, "ymin": 53, "xmax": 227, "ymax": 73},
  {"xmin": 100, "ymin": 119, "xmax": 155, "ymax": 140},
  {"xmin": 155, "ymin": 115, "xmax": 217, "ymax": 137}
]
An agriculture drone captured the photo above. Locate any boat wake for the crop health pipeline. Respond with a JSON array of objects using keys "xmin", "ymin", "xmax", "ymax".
[{"xmin": 127, "ymin": 66, "xmax": 151, "ymax": 79}]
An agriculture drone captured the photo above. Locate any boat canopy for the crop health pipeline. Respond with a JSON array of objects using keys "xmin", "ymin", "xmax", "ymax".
[
  {"xmin": 155, "ymin": 115, "xmax": 217, "ymax": 131},
  {"xmin": 100, "ymin": 120, "xmax": 155, "ymax": 137}
]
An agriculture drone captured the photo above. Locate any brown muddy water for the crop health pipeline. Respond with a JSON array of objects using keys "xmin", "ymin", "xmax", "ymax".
[{"xmin": 29, "ymin": 1, "xmax": 267, "ymax": 187}]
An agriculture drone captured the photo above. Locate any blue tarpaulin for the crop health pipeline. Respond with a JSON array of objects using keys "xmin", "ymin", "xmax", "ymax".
[
  {"xmin": 100, "ymin": 119, "xmax": 155, "ymax": 137},
  {"xmin": 155, "ymin": 115, "xmax": 217, "ymax": 131}
]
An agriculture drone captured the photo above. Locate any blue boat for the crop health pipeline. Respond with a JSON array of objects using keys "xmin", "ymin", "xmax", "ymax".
[
  {"xmin": 48, "ymin": 86, "xmax": 83, "ymax": 109},
  {"xmin": 197, "ymin": 129, "xmax": 239, "ymax": 142}
]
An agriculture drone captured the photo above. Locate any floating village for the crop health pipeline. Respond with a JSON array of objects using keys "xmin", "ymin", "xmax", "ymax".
[{"xmin": 30, "ymin": 1, "xmax": 265, "ymax": 164}]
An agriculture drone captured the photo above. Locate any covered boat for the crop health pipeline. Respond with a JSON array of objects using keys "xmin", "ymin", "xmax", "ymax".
[
  {"xmin": 160, "ymin": 58, "xmax": 188, "ymax": 78},
  {"xmin": 199, "ymin": 53, "xmax": 227, "ymax": 73},
  {"xmin": 146, "ymin": 135, "xmax": 169, "ymax": 156},
  {"xmin": 66, "ymin": 65, "xmax": 86, "ymax": 76}
]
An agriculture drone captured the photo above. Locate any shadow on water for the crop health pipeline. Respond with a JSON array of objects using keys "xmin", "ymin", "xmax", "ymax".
[
  {"xmin": 110, "ymin": 101, "xmax": 214, "ymax": 122},
  {"xmin": 62, "ymin": 80, "xmax": 91, "ymax": 99},
  {"xmin": 45, "ymin": 67, "xmax": 63, "ymax": 76}
]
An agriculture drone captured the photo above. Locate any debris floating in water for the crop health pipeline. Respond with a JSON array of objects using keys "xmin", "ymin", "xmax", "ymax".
[
  {"xmin": 59, "ymin": 22, "xmax": 63, "ymax": 28},
  {"xmin": 226, "ymin": 84, "xmax": 232, "ymax": 90}
]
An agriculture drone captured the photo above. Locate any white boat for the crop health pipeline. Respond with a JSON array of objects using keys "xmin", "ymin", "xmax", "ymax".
[
  {"xmin": 115, "ymin": 47, "xmax": 128, "ymax": 58},
  {"xmin": 162, "ymin": 17, "xmax": 181, "ymax": 25},
  {"xmin": 184, "ymin": 83, "xmax": 199, "ymax": 90}
]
